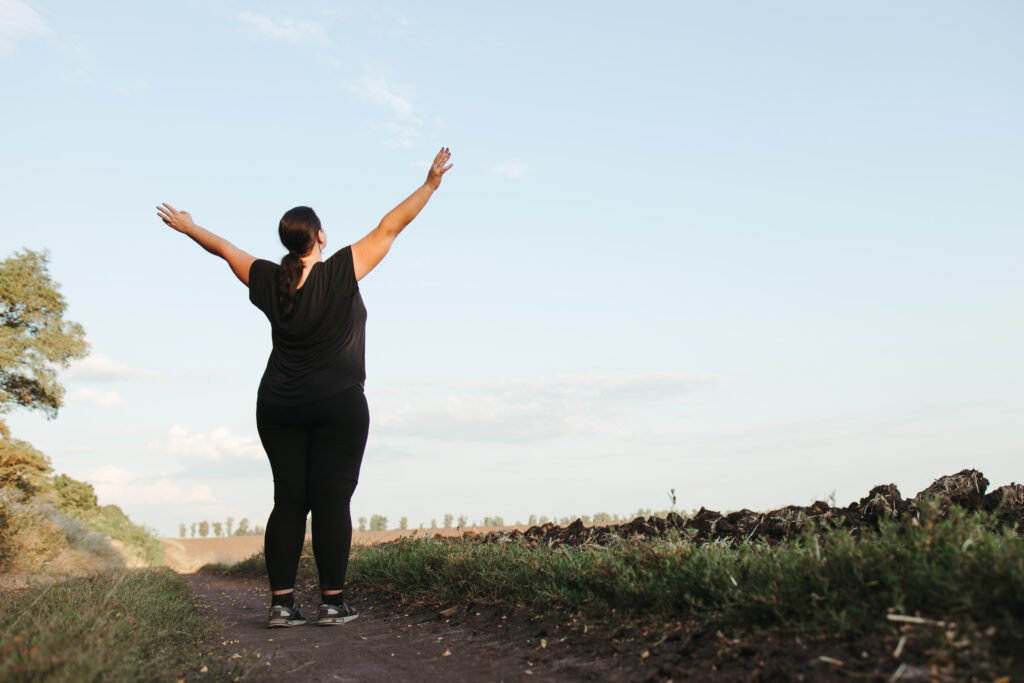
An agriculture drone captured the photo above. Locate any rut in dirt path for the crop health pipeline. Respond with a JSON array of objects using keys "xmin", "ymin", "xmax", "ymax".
[{"xmin": 183, "ymin": 573, "xmax": 625, "ymax": 682}]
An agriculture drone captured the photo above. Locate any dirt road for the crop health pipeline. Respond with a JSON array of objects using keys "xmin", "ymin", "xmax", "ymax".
[{"xmin": 185, "ymin": 572, "xmax": 628, "ymax": 682}]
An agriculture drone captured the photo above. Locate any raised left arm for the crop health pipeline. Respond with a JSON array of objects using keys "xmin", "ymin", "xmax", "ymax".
[{"xmin": 157, "ymin": 203, "xmax": 257, "ymax": 286}]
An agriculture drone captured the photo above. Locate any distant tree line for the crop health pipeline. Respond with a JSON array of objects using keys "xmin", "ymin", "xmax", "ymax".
[
  {"xmin": 178, "ymin": 517, "xmax": 264, "ymax": 538},
  {"xmin": 348, "ymin": 508, "xmax": 676, "ymax": 532}
]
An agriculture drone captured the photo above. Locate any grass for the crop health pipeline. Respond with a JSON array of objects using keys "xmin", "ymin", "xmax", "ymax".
[
  {"xmin": 358, "ymin": 512, "xmax": 1023, "ymax": 636},
  {"xmin": 218, "ymin": 504, "xmax": 1024, "ymax": 640},
  {"xmin": 0, "ymin": 568, "xmax": 247, "ymax": 682}
]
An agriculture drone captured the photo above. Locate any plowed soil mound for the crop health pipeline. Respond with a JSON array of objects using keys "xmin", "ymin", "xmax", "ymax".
[{"xmin": 455, "ymin": 469, "xmax": 1024, "ymax": 550}]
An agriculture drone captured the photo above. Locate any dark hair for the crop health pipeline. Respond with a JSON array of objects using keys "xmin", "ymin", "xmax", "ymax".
[{"xmin": 276, "ymin": 206, "xmax": 321, "ymax": 316}]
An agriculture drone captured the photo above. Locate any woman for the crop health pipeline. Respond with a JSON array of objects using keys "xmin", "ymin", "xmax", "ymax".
[{"xmin": 157, "ymin": 147, "xmax": 453, "ymax": 628}]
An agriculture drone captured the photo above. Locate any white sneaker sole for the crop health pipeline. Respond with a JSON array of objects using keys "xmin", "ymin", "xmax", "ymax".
[{"xmin": 317, "ymin": 613, "xmax": 359, "ymax": 625}]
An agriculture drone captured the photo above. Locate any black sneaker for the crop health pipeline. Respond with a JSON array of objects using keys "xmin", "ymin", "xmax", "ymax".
[
  {"xmin": 317, "ymin": 602, "xmax": 359, "ymax": 625},
  {"xmin": 267, "ymin": 604, "xmax": 307, "ymax": 628}
]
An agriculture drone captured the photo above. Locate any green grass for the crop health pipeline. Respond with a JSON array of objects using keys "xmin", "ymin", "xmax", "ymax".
[
  {"xmin": 0, "ymin": 568, "xmax": 247, "ymax": 682},
  {"xmin": 305, "ymin": 506, "xmax": 1020, "ymax": 637},
  {"xmin": 212, "ymin": 505, "xmax": 1023, "ymax": 646}
]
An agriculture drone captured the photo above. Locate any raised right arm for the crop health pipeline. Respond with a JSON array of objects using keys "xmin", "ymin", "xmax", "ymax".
[{"xmin": 351, "ymin": 147, "xmax": 452, "ymax": 281}]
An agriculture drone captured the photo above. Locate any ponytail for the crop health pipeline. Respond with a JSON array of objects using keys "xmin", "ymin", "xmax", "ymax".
[
  {"xmin": 275, "ymin": 206, "xmax": 321, "ymax": 317},
  {"xmin": 276, "ymin": 252, "xmax": 304, "ymax": 315}
]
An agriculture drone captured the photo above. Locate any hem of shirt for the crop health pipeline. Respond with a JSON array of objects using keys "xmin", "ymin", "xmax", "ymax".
[{"xmin": 256, "ymin": 380, "xmax": 365, "ymax": 407}]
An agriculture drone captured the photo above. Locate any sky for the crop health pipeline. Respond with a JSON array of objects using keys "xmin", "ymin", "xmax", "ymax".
[{"xmin": 1, "ymin": 1, "xmax": 1021, "ymax": 537}]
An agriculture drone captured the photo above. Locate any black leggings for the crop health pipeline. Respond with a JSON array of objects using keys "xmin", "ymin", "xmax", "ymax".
[{"xmin": 256, "ymin": 385, "xmax": 369, "ymax": 592}]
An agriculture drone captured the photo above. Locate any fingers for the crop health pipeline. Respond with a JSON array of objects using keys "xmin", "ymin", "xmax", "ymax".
[{"xmin": 440, "ymin": 163, "xmax": 453, "ymax": 174}]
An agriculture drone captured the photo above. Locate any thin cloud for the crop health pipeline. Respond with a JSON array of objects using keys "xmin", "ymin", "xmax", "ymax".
[
  {"xmin": 491, "ymin": 162, "xmax": 528, "ymax": 179},
  {"xmin": 150, "ymin": 425, "xmax": 263, "ymax": 462},
  {"xmin": 0, "ymin": 0, "xmax": 50, "ymax": 52},
  {"xmin": 355, "ymin": 75, "xmax": 420, "ymax": 122},
  {"xmin": 88, "ymin": 466, "xmax": 215, "ymax": 505},
  {"xmin": 353, "ymin": 74, "xmax": 422, "ymax": 147},
  {"xmin": 65, "ymin": 353, "xmax": 162, "ymax": 383},
  {"xmin": 67, "ymin": 388, "xmax": 122, "ymax": 408},
  {"xmin": 373, "ymin": 372, "xmax": 718, "ymax": 442},
  {"xmin": 236, "ymin": 11, "xmax": 328, "ymax": 45}
]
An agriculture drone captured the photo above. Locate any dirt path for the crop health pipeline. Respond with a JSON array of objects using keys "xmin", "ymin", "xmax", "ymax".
[
  {"xmin": 184, "ymin": 572, "xmax": 626, "ymax": 682},
  {"xmin": 183, "ymin": 571, "xmax": 1004, "ymax": 682}
]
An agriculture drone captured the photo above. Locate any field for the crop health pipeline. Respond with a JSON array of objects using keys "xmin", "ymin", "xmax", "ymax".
[
  {"xmin": 159, "ymin": 525, "xmax": 535, "ymax": 572},
  {"xmin": 3, "ymin": 469, "xmax": 1021, "ymax": 681},
  {"xmin": 196, "ymin": 469, "xmax": 1022, "ymax": 681}
]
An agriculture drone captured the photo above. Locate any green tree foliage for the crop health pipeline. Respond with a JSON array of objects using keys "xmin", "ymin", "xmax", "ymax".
[
  {"xmin": 0, "ymin": 250, "xmax": 88, "ymax": 418},
  {"xmin": 212, "ymin": 522, "xmax": 223, "ymax": 537},
  {"xmin": 443, "ymin": 513, "xmax": 453, "ymax": 529},
  {"xmin": 457, "ymin": 514, "xmax": 467, "ymax": 527},
  {"xmin": 179, "ymin": 524, "xmax": 186, "ymax": 538},
  {"xmin": 369, "ymin": 514, "xmax": 388, "ymax": 531},
  {"xmin": 52, "ymin": 474, "xmax": 97, "ymax": 509},
  {"xmin": 190, "ymin": 522, "xmax": 197, "ymax": 537},
  {"xmin": 430, "ymin": 518, "xmax": 437, "ymax": 529},
  {"xmin": 226, "ymin": 516, "xmax": 234, "ymax": 536},
  {"xmin": 0, "ymin": 419, "xmax": 52, "ymax": 494},
  {"xmin": 198, "ymin": 521, "xmax": 209, "ymax": 537},
  {"xmin": 357, "ymin": 517, "xmax": 367, "ymax": 532},
  {"xmin": 235, "ymin": 518, "xmax": 250, "ymax": 536},
  {"xmin": 399, "ymin": 516, "xmax": 408, "ymax": 530}
]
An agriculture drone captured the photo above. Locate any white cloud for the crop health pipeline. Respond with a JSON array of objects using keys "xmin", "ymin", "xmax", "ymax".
[
  {"xmin": 0, "ymin": 0, "xmax": 50, "ymax": 51},
  {"xmin": 236, "ymin": 11, "xmax": 328, "ymax": 45},
  {"xmin": 353, "ymin": 74, "xmax": 422, "ymax": 147},
  {"xmin": 150, "ymin": 425, "xmax": 263, "ymax": 462},
  {"xmin": 373, "ymin": 372, "xmax": 718, "ymax": 442},
  {"xmin": 67, "ymin": 388, "xmax": 122, "ymax": 408},
  {"xmin": 87, "ymin": 466, "xmax": 216, "ymax": 505},
  {"xmin": 491, "ymin": 162, "xmax": 528, "ymax": 179},
  {"xmin": 355, "ymin": 75, "xmax": 420, "ymax": 122},
  {"xmin": 65, "ymin": 353, "xmax": 161, "ymax": 383}
]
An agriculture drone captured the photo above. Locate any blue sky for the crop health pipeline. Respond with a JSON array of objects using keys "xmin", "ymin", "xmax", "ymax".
[{"xmin": 2, "ymin": 1, "xmax": 1021, "ymax": 536}]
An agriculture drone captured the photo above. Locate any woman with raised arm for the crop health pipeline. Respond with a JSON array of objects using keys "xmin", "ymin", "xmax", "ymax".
[{"xmin": 157, "ymin": 147, "xmax": 453, "ymax": 628}]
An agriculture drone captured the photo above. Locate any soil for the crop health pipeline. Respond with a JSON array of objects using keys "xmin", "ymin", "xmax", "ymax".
[{"xmin": 471, "ymin": 469, "xmax": 1024, "ymax": 550}]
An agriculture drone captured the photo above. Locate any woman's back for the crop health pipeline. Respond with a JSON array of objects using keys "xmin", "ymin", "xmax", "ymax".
[{"xmin": 248, "ymin": 245, "xmax": 367, "ymax": 404}]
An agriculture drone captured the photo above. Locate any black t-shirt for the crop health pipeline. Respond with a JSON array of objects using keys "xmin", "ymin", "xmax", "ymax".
[{"xmin": 248, "ymin": 245, "xmax": 367, "ymax": 405}]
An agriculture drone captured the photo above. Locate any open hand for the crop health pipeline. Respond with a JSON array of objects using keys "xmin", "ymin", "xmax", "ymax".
[
  {"xmin": 156, "ymin": 203, "xmax": 197, "ymax": 234},
  {"xmin": 425, "ymin": 147, "xmax": 453, "ymax": 190}
]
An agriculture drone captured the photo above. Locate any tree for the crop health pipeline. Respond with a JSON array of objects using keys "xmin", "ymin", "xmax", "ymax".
[
  {"xmin": 0, "ymin": 419, "xmax": 52, "ymax": 494},
  {"xmin": 226, "ymin": 516, "xmax": 234, "ymax": 536},
  {"xmin": 0, "ymin": 250, "xmax": 88, "ymax": 418},
  {"xmin": 358, "ymin": 517, "xmax": 367, "ymax": 532},
  {"xmin": 399, "ymin": 516, "xmax": 408, "ymax": 530},
  {"xmin": 198, "ymin": 520, "xmax": 209, "ymax": 537},
  {"xmin": 179, "ymin": 523, "xmax": 186, "ymax": 538},
  {"xmin": 443, "ymin": 513, "xmax": 453, "ymax": 529},
  {"xmin": 235, "ymin": 518, "xmax": 250, "ymax": 535},
  {"xmin": 430, "ymin": 518, "xmax": 437, "ymax": 529},
  {"xmin": 190, "ymin": 522, "xmax": 197, "ymax": 537},
  {"xmin": 369, "ymin": 514, "xmax": 388, "ymax": 531},
  {"xmin": 457, "ymin": 514, "xmax": 467, "ymax": 528},
  {"xmin": 212, "ymin": 522, "xmax": 223, "ymax": 537},
  {"xmin": 528, "ymin": 514, "xmax": 537, "ymax": 525}
]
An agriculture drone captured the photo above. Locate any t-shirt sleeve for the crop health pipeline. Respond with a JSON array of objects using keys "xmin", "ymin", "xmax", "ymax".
[
  {"xmin": 248, "ymin": 259, "xmax": 278, "ymax": 312},
  {"xmin": 324, "ymin": 245, "xmax": 358, "ymax": 296}
]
